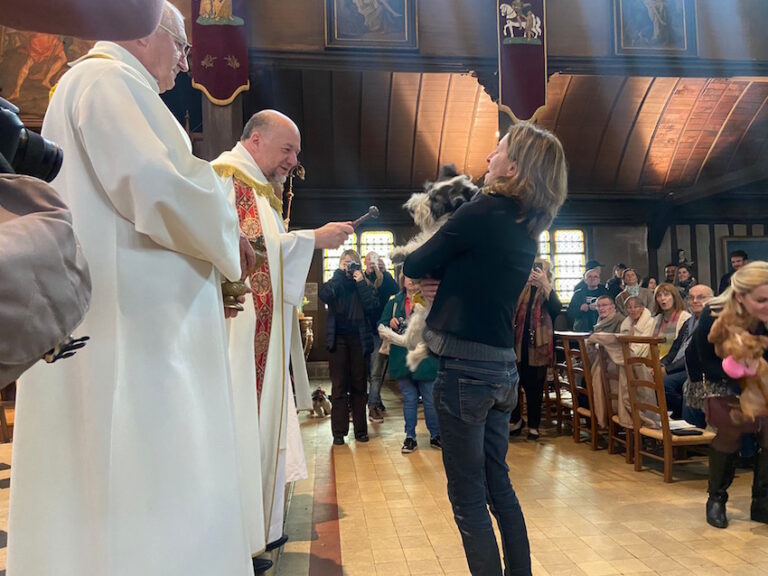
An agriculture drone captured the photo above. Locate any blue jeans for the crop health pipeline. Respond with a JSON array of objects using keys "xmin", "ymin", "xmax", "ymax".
[
  {"xmin": 434, "ymin": 358, "xmax": 531, "ymax": 576},
  {"xmin": 398, "ymin": 378, "xmax": 440, "ymax": 440},
  {"xmin": 367, "ymin": 334, "xmax": 386, "ymax": 408}
]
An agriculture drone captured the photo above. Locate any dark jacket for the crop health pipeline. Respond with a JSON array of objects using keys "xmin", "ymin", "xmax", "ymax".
[
  {"xmin": 319, "ymin": 269, "xmax": 380, "ymax": 355},
  {"xmin": 365, "ymin": 268, "xmax": 399, "ymax": 333},
  {"xmin": 718, "ymin": 272, "xmax": 732, "ymax": 295},
  {"xmin": 685, "ymin": 306, "xmax": 768, "ymax": 397},
  {"xmin": 403, "ymin": 193, "xmax": 535, "ymax": 348},
  {"xmin": 566, "ymin": 286, "xmax": 609, "ymax": 332},
  {"xmin": 661, "ymin": 318, "xmax": 693, "ymax": 374},
  {"xmin": 606, "ymin": 277, "xmax": 623, "ymax": 300},
  {"xmin": 378, "ymin": 291, "xmax": 438, "ymax": 381}
]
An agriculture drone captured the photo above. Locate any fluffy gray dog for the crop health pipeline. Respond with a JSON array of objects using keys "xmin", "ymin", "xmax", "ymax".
[{"xmin": 380, "ymin": 166, "xmax": 478, "ymax": 370}]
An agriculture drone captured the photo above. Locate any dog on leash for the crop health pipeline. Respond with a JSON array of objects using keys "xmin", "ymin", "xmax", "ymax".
[
  {"xmin": 312, "ymin": 386, "xmax": 332, "ymax": 417},
  {"xmin": 381, "ymin": 165, "xmax": 478, "ymax": 371}
]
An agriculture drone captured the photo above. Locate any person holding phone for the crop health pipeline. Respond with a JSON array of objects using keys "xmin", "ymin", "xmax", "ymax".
[
  {"xmin": 319, "ymin": 250, "xmax": 380, "ymax": 445},
  {"xmin": 509, "ymin": 259, "xmax": 562, "ymax": 441}
]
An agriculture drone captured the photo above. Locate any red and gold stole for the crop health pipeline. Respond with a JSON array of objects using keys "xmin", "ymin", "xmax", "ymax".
[{"xmin": 233, "ymin": 178, "xmax": 273, "ymax": 408}]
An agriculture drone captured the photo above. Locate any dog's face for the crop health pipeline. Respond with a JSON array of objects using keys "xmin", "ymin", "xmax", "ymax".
[
  {"xmin": 404, "ymin": 172, "xmax": 478, "ymax": 231},
  {"xmin": 719, "ymin": 328, "xmax": 768, "ymax": 362}
]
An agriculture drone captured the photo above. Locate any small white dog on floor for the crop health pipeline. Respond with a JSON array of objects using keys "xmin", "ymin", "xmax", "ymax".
[
  {"xmin": 380, "ymin": 165, "xmax": 479, "ymax": 371},
  {"xmin": 311, "ymin": 386, "xmax": 332, "ymax": 417}
]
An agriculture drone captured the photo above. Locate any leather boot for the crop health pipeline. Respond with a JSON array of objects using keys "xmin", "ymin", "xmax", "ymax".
[
  {"xmin": 751, "ymin": 447, "xmax": 768, "ymax": 524},
  {"xmin": 706, "ymin": 449, "xmax": 737, "ymax": 529}
]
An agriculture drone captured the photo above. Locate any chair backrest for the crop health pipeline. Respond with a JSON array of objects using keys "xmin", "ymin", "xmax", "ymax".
[
  {"xmin": 555, "ymin": 331, "xmax": 595, "ymax": 411},
  {"xmin": 617, "ymin": 335, "xmax": 671, "ymax": 436},
  {"xmin": 553, "ymin": 341, "xmax": 569, "ymax": 402},
  {"xmin": 596, "ymin": 342, "xmax": 619, "ymax": 422}
]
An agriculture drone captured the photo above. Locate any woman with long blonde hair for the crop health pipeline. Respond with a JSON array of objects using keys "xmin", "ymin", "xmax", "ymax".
[
  {"xmin": 686, "ymin": 261, "xmax": 768, "ymax": 529},
  {"xmin": 403, "ymin": 121, "xmax": 567, "ymax": 575}
]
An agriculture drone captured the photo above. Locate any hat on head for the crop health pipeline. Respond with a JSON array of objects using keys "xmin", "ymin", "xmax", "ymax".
[{"xmin": 585, "ymin": 259, "xmax": 603, "ymax": 272}]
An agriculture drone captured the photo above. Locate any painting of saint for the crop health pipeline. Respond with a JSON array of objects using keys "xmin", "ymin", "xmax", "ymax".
[
  {"xmin": 0, "ymin": 27, "xmax": 91, "ymax": 120},
  {"xmin": 615, "ymin": 0, "xmax": 696, "ymax": 55},
  {"xmin": 326, "ymin": 0, "xmax": 417, "ymax": 49}
]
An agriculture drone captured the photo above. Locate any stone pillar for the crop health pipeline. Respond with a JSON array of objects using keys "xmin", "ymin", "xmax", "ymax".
[{"xmin": 199, "ymin": 94, "xmax": 244, "ymax": 160}]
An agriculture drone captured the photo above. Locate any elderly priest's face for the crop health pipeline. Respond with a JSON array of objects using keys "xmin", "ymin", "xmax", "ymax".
[{"xmin": 146, "ymin": 14, "xmax": 189, "ymax": 93}]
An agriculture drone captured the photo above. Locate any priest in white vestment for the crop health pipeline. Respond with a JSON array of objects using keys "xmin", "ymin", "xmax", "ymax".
[
  {"xmin": 214, "ymin": 110, "xmax": 353, "ymax": 549},
  {"xmin": 9, "ymin": 6, "xmax": 254, "ymax": 576}
]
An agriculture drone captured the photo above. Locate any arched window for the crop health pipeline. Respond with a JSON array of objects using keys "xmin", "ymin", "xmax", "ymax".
[{"xmin": 552, "ymin": 229, "xmax": 586, "ymax": 303}]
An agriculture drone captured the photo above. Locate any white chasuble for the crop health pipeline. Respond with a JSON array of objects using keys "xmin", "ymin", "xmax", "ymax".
[
  {"xmin": 10, "ymin": 42, "xmax": 252, "ymax": 576},
  {"xmin": 214, "ymin": 142, "xmax": 314, "ymax": 544}
]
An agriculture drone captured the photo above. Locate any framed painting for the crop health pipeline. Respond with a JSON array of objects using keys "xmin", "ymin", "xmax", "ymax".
[
  {"xmin": 614, "ymin": 0, "xmax": 697, "ymax": 56},
  {"xmin": 325, "ymin": 0, "xmax": 418, "ymax": 50},
  {"xmin": 722, "ymin": 237, "xmax": 768, "ymax": 270},
  {"xmin": 0, "ymin": 27, "xmax": 92, "ymax": 124}
]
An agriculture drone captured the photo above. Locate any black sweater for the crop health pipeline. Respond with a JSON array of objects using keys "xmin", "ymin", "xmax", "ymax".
[{"xmin": 403, "ymin": 193, "xmax": 536, "ymax": 349}]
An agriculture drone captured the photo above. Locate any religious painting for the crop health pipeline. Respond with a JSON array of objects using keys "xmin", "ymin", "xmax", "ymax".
[
  {"xmin": 0, "ymin": 27, "xmax": 91, "ymax": 122},
  {"xmin": 722, "ymin": 237, "xmax": 768, "ymax": 271},
  {"xmin": 614, "ymin": 0, "xmax": 697, "ymax": 56},
  {"xmin": 325, "ymin": 0, "xmax": 418, "ymax": 50}
]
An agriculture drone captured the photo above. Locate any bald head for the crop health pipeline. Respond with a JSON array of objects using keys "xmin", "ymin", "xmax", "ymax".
[
  {"xmin": 241, "ymin": 110, "xmax": 301, "ymax": 184},
  {"xmin": 687, "ymin": 284, "xmax": 713, "ymax": 317}
]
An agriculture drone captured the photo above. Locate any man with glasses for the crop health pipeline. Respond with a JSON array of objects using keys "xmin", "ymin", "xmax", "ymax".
[
  {"xmin": 10, "ymin": 3, "xmax": 257, "ymax": 576},
  {"xmin": 661, "ymin": 284, "xmax": 714, "ymax": 420}
]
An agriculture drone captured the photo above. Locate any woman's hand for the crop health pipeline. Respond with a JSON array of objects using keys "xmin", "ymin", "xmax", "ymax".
[
  {"xmin": 531, "ymin": 268, "xmax": 551, "ymax": 296},
  {"xmin": 353, "ymin": 270, "xmax": 364, "ymax": 282},
  {"xmin": 390, "ymin": 317, "xmax": 401, "ymax": 330}
]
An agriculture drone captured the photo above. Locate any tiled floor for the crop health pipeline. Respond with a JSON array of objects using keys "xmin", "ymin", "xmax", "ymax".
[
  {"xmin": 277, "ymin": 381, "xmax": 768, "ymax": 576},
  {"xmin": 2, "ymin": 384, "xmax": 768, "ymax": 576}
]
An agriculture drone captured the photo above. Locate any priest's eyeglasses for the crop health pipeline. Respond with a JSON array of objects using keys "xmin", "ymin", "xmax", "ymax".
[{"xmin": 158, "ymin": 24, "xmax": 192, "ymax": 58}]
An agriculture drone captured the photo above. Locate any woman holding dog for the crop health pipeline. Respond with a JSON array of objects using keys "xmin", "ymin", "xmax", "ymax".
[
  {"xmin": 404, "ymin": 122, "xmax": 567, "ymax": 576},
  {"xmin": 319, "ymin": 249, "xmax": 380, "ymax": 445},
  {"xmin": 686, "ymin": 261, "xmax": 768, "ymax": 529}
]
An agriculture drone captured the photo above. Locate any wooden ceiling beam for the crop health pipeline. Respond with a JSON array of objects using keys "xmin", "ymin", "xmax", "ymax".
[{"xmin": 670, "ymin": 164, "xmax": 768, "ymax": 206}]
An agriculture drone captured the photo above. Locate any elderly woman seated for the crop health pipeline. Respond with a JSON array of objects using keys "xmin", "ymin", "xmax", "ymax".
[
  {"xmin": 593, "ymin": 295, "xmax": 625, "ymax": 333},
  {"xmin": 619, "ymin": 296, "xmax": 655, "ymax": 357},
  {"xmin": 615, "ymin": 267, "xmax": 653, "ymax": 316}
]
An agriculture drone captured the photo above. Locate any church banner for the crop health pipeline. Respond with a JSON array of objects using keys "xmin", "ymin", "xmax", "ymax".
[
  {"xmin": 190, "ymin": 0, "xmax": 249, "ymax": 105},
  {"xmin": 497, "ymin": 0, "xmax": 547, "ymax": 121}
]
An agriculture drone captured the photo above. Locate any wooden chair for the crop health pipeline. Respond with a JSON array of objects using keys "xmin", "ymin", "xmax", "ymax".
[
  {"xmin": 617, "ymin": 335, "xmax": 715, "ymax": 482},
  {"xmin": 551, "ymin": 339, "xmax": 574, "ymax": 435},
  {"xmin": 556, "ymin": 331, "xmax": 600, "ymax": 450},
  {"xmin": 540, "ymin": 354, "xmax": 560, "ymax": 430},
  {"xmin": 596, "ymin": 342, "xmax": 632, "ymax": 463}
]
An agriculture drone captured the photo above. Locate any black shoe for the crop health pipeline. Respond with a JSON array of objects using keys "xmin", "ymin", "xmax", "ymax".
[
  {"xmin": 266, "ymin": 534, "xmax": 288, "ymax": 551},
  {"xmin": 707, "ymin": 449, "xmax": 738, "ymax": 529},
  {"xmin": 707, "ymin": 497, "xmax": 728, "ymax": 529},
  {"xmin": 402, "ymin": 437, "xmax": 417, "ymax": 453},
  {"xmin": 430, "ymin": 435, "xmax": 442, "ymax": 450},
  {"xmin": 509, "ymin": 420, "xmax": 523, "ymax": 438},
  {"xmin": 355, "ymin": 433, "xmax": 369, "ymax": 442},
  {"xmin": 378, "ymin": 403, "xmax": 387, "ymax": 412},
  {"xmin": 527, "ymin": 430, "xmax": 540, "ymax": 441},
  {"xmin": 252, "ymin": 556, "xmax": 273, "ymax": 574},
  {"xmin": 333, "ymin": 436, "xmax": 345, "ymax": 445}
]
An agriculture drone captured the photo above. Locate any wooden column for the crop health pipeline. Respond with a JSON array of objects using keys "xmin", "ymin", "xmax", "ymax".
[{"xmin": 199, "ymin": 95, "xmax": 244, "ymax": 161}]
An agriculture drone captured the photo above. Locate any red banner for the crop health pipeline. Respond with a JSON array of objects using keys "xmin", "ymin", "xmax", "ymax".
[
  {"xmin": 190, "ymin": 0, "xmax": 249, "ymax": 105},
  {"xmin": 497, "ymin": 0, "xmax": 547, "ymax": 121}
]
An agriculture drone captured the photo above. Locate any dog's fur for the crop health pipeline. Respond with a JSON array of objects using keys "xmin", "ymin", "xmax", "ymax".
[
  {"xmin": 311, "ymin": 386, "xmax": 332, "ymax": 418},
  {"xmin": 388, "ymin": 165, "xmax": 479, "ymax": 371},
  {"xmin": 708, "ymin": 312, "xmax": 768, "ymax": 421}
]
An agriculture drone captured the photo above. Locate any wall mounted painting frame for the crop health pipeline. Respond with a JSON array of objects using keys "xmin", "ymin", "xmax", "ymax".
[
  {"xmin": 324, "ymin": 0, "xmax": 418, "ymax": 51},
  {"xmin": 614, "ymin": 0, "xmax": 697, "ymax": 56}
]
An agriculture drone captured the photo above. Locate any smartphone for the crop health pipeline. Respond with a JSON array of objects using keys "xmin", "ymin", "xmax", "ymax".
[{"xmin": 533, "ymin": 262, "xmax": 543, "ymax": 271}]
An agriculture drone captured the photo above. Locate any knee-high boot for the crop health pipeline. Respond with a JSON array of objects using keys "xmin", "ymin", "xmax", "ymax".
[
  {"xmin": 707, "ymin": 449, "xmax": 738, "ymax": 529},
  {"xmin": 751, "ymin": 447, "xmax": 768, "ymax": 524}
]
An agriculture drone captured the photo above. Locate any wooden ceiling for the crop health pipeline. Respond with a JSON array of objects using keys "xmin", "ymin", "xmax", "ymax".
[
  {"xmin": 249, "ymin": 69, "xmax": 768, "ymax": 205},
  {"xmin": 538, "ymin": 74, "xmax": 768, "ymax": 202}
]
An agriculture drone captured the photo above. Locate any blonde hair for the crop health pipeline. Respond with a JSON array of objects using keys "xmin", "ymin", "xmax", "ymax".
[
  {"xmin": 340, "ymin": 249, "xmax": 360, "ymax": 265},
  {"xmin": 709, "ymin": 261, "xmax": 768, "ymax": 319},
  {"xmin": 485, "ymin": 121, "xmax": 568, "ymax": 237},
  {"xmin": 534, "ymin": 257, "xmax": 553, "ymax": 282},
  {"xmin": 653, "ymin": 282, "xmax": 685, "ymax": 315}
]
